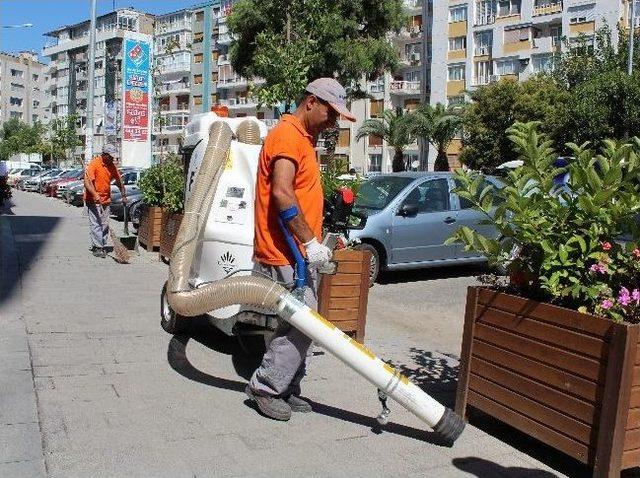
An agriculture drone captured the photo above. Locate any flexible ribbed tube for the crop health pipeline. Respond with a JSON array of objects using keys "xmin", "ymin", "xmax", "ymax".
[
  {"xmin": 167, "ymin": 120, "xmax": 286, "ymax": 316},
  {"xmin": 236, "ymin": 120, "xmax": 261, "ymax": 145}
]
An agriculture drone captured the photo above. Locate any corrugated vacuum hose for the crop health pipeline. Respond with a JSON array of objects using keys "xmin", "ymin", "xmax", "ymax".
[{"xmin": 162, "ymin": 119, "xmax": 465, "ymax": 444}]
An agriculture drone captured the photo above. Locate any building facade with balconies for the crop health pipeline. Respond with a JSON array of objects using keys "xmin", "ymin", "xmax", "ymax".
[
  {"xmin": 430, "ymin": 0, "xmax": 623, "ymax": 165},
  {"xmin": 0, "ymin": 51, "xmax": 49, "ymax": 128},
  {"xmin": 153, "ymin": 8, "xmax": 194, "ymax": 159},
  {"xmin": 43, "ymin": 8, "xmax": 154, "ymax": 164}
]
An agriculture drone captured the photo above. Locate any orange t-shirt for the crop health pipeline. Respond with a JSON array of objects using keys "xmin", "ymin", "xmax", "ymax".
[
  {"xmin": 254, "ymin": 114, "xmax": 324, "ymax": 266},
  {"xmin": 83, "ymin": 155, "xmax": 121, "ymax": 205}
]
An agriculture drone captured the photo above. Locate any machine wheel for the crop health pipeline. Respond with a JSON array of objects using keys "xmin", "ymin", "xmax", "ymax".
[
  {"xmin": 354, "ymin": 243, "xmax": 380, "ymax": 286},
  {"xmin": 129, "ymin": 201, "xmax": 143, "ymax": 230},
  {"xmin": 161, "ymin": 282, "xmax": 189, "ymax": 334}
]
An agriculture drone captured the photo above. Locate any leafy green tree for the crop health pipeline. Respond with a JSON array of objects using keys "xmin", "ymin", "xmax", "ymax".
[
  {"xmin": 48, "ymin": 115, "xmax": 81, "ymax": 166},
  {"xmin": 356, "ymin": 108, "xmax": 415, "ymax": 172},
  {"xmin": 227, "ymin": 0, "xmax": 405, "ymax": 110},
  {"xmin": 410, "ymin": 103, "xmax": 463, "ymax": 171},
  {"xmin": 0, "ymin": 119, "xmax": 47, "ymax": 160},
  {"xmin": 459, "ymin": 77, "xmax": 570, "ymax": 171}
]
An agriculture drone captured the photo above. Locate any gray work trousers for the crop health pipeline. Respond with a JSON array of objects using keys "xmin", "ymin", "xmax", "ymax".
[
  {"xmin": 86, "ymin": 203, "xmax": 110, "ymax": 250},
  {"xmin": 248, "ymin": 262, "xmax": 318, "ymax": 398}
]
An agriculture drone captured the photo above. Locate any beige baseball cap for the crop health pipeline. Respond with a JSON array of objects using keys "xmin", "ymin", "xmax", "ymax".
[{"xmin": 305, "ymin": 77, "xmax": 356, "ymax": 122}]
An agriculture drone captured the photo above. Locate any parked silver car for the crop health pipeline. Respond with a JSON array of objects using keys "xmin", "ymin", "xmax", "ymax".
[{"xmin": 347, "ymin": 172, "xmax": 504, "ymax": 284}]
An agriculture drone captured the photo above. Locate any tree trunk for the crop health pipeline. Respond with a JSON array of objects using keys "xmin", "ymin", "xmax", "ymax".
[
  {"xmin": 434, "ymin": 147, "xmax": 449, "ymax": 171},
  {"xmin": 392, "ymin": 148, "xmax": 405, "ymax": 172}
]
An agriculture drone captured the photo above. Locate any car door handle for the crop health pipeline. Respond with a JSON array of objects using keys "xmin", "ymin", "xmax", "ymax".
[{"xmin": 443, "ymin": 217, "xmax": 456, "ymax": 224}]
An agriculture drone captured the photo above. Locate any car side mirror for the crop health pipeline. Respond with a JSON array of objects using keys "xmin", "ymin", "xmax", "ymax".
[{"xmin": 398, "ymin": 203, "xmax": 418, "ymax": 217}]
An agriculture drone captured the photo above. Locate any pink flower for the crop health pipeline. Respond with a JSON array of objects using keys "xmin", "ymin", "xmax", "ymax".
[
  {"xmin": 589, "ymin": 263, "xmax": 606, "ymax": 274},
  {"xmin": 633, "ymin": 289, "xmax": 640, "ymax": 302},
  {"xmin": 601, "ymin": 299, "xmax": 614, "ymax": 310},
  {"xmin": 633, "ymin": 249, "xmax": 640, "ymax": 259},
  {"xmin": 601, "ymin": 242, "xmax": 612, "ymax": 251},
  {"xmin": 619, "ymin": 287, "xmax": 631, "ymax": 307}
]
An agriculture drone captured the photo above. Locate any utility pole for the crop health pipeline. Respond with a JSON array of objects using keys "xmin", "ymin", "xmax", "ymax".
[
  {"xmin": 84, "ymin": 0, "xmax": 97, "ymax": 164},
  {"xmin": 629, "ymin": 0, "xmax": 636, "ymax": 75},
  {"xmin": 419, "ymin": 0, "xmax": 431, "ymax": 170}
]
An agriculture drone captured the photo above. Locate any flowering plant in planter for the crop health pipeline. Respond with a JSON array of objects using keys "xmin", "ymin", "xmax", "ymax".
[{"xmin": 448, "ymin": 121, "xmax": 640, "ymax": 322}]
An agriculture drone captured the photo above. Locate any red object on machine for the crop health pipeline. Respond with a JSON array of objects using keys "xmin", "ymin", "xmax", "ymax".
[{"xmin": 212, "ymin": 104, "xmax": 229, "ymax": 117}]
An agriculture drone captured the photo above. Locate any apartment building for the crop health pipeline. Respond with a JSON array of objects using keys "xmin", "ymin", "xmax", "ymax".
[
  {"xmin": 153, "ymin": 8, "xmax": 194, "ymax": 159},
  {"xmin": 0, "ymin": 51, "xmax": 49, "ymax": 127},
  {"xmin": 189, "ymin": 1, "xmax": 276, "ymax": 123},
  {"xmin": 43, "ymin": 9, "xmax": 154, "ymax": 166},
  {"xmin": 431, "ymin": 0, "xmax": 624, "ymax": 163}
]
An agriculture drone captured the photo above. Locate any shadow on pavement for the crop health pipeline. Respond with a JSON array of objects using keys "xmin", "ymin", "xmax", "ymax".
[
  {"xmin": 0, "ymin": 213, "xmax": 61, "ymax": 308},
  {"xmin": 452, "ymin": 457, "xmax": 559, "ymax": 477},
  {"xmin": 377, "ymin": 264, "xmax": 487, "ymax": 285},
  {"xmin": 166, "ymin": 330, "xmax": 454, "ymax": 447}
]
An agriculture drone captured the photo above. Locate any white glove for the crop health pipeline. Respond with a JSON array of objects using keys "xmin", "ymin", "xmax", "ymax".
[{"xmin": 303, "ymin": 237, "xmax": 332, "ymax": 268}]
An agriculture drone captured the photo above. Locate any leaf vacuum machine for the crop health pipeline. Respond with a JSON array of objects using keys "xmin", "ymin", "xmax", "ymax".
[{"xmin": 159, "ymin": 113, "xmax": 465, "ymax": 443}]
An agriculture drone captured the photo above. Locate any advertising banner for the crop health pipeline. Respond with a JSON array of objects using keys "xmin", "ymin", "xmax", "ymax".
[{"xmin": 122, "ymin": 38, "xmax": 150, "ymax": 142}]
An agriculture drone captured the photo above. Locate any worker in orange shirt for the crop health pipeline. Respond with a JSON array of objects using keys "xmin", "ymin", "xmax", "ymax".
[
  {"xmin": 84, "ymin": 144, "xmax": 126, "ymax": 258},
  {"xmin": 246, "ymin": 78, "xmax": 356, "ymax": 421}
]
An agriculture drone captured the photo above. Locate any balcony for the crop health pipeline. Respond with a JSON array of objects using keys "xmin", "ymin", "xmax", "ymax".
[
  {"xmin": 217, "ymin": 32, "xmax": 232, "ymax": 45},
  {"xmin": 532, "ymin": 35, "xmax": 562, "ymax": 52},
  {"xmin": 158, "ymin": 81, "xmax": 190, "ymax": 95},
  {"xmin": 533, "ymin": 2, "xmax": 562, "ymax": 17},
  {"xmin": 474, "ymin": 46, "xmax": 492, "ymax": 57},
  {"xmin": 369, "ymin": 83, "xmax": 385, "ymax": 94},
  {"xmin": 398, "ymin": 53, "xmax": 421, "ymax": 68},
  {"xmin": 160, "ymin": 104, "xmax": 189, "ymax": 114},
  {"xmin": 389, "ymin": 80, "xmax": 421, "ymax": 96},
  {"xmin": 394, "ymin": 25, "xmax": 423, "ymax": 41},
  {"xmin": 159, "ymin": 62, "xmax": 191, "ymax": 74},
  {"xmin": 474, "ymin": 76, "xmax": 490, "ymax": 86},
  {"xmin": 217, "ymin": 76, "xmax": 248, "ymax": 89},
  {"xmin": 219, "ymin": 97, "xmax": 257, "ymax": 109},
  {"xmin": 217, "ymin": 55, "xmax": 230, "ymax": 65},
  {"xmin": 475, "ymin": 14, "xmax": 495, "ymax": 26}
]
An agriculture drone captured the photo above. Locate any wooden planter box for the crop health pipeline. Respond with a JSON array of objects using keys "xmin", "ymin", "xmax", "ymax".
[
  {"xmin": 317, "ymin": 249, "xmax": 371, "ymax": 343},
  {"xmin": 456, "ymin": 286, "xmax": 640, "ymax": 477},
  {"xmin": 138, "ymin": 205, "xmax": 163, "ymax": 251},
  {"xmin": 159, "ymin": 212, "xmax": 183, "ymax": 262}
]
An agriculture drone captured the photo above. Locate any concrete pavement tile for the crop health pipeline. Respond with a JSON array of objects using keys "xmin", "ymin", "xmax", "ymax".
[
  {"xmin": 0, "ymin": 370, "xmax": 35, "ymax": 396},
  {"xmin": 0, "ymin": 422, "xmax": 43, "ymax": 462},
  {"xmin": 0, "ymin": 459, "xmax": 46, "ymax": 478},
  {"xmin": 0, "ymin": 350, "xmax": 31, "ymax": 372},
  {"xmin": 0, "ymin": 391, "xmax": 39, "ymax": 424}
]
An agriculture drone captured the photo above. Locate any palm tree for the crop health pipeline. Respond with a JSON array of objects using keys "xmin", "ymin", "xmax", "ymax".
[
  {"xmin": 411, "ymin": 103, "xmax": 463, "ymax": 171},
  {"xmin": 356, "ymin": 108, "xmax": 415, "ymax": 172}
]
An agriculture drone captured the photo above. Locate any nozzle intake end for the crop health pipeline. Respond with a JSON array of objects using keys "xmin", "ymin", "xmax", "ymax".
[{"xmin": 433, "ymin": 408, "xmax": 465, "ymax": 445}]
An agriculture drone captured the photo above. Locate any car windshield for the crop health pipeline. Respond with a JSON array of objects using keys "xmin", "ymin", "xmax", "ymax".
[{"xmin": 354, "ymin": 176, "xmax": 415, "ymax": 211}]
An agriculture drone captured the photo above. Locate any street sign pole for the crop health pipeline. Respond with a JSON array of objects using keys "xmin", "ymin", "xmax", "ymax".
[{"xmin": 84, "ymin": 0, "xmax": 97, "ymax": 164}]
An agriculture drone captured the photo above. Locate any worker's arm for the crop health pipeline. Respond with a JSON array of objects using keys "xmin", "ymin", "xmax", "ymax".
[
  {"xmin": 271, "ymin": 157, "xmax": 315, "ymax": 243},
  {"xmin": 84, "ymin": 172, "xmax": 101, "ymax": 202}
]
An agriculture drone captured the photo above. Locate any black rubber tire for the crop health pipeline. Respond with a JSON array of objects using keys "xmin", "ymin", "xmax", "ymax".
[
  {"xmin": 354, "ymin": 243, "xmax": 380, "ymax": 286},
  {"xmin": 160, "ymin": 282, "xmax": 189, "ymax": 335},
  {"xmin": 129, "ymin": 201, "xmax": 142, "ymax": 230}
]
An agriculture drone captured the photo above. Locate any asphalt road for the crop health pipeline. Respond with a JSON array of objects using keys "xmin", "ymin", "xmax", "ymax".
[{"xmin": 0, "ymin": 190, "xmax": 615, "ymax": 478}]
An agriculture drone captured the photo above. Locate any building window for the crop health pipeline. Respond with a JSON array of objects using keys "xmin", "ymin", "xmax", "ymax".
[
  {"xmin": 475, "ymin": 60, "xmax": 492, "ymax": 84},
  {"xmin": 449, "ymin": 6, "xmax": 467, "ymax": 23},
  {"xmin": 193, "ymin": 32, "xmax": 204, "ymax": 43},
  {"xmin": 10, "ymin": 111, "xmax": 23, "ymax": 119},
  {"xmin": 338, "ymin": 128, "xmax": 351, "ymax": 148},
  {"xmin": 32, "ymin": 114, "xmax": 39, "ymax": 122},
  {"xmin": 568, "ymin": 4, "xmax": 594, "ymax": 24},
  {"xmin": 504, "ymin": 26, "xmax": 530, "ymax": 44},
  {"xmin": 118, "ymin": 16, "xmax": 136, "ymax": 31},
  {"xmin": 550, "ymin": 25, "xmax": 562, "ymax": 46},
  {"xmin": 194, "ymin": 74, "xmax": 203, "ymax": 84},
  {"xmin": 475, "ymin": 31, "xmax": 492, "ymax": 55},
  {"xmin": 448, "ymin": 36, "xmax": 467, "ymax": 51},
  {"xmin": 532, "ymin": 54, "xmax": 554, "ymax": 72},
  {"xmin": 448, "ymin": 64, "xmax": 466, "ymax": 81},
  {"xmin": 212, "ymin": 50, "xmax": 219, "ymax": 61},
  {"xmin": 368, "ymin": 135, "xmax": 383, "ymax": 147},
  {"xmin": 498, "ymin": 0, "xmax": 521, "ymax": 16},
  {"xmin": 193, "ymin": 95, "xmax": 203, "ymax": 106},
  {"xmin": 212, "ymin": 72, "xmax": 219, "ymax": 82},
  {"xmin": 495, "ymin": 58, "xmax": 518, "ymax": 75},
  {"xmin": 10, "ymin": 69, "xmax": 23, "ymax": 78},
  {"xmin": 10, "ymin": 97, "xmax": 23, "ymax": 107},
  {"xmin": 32, "ymin": 73, "xmax": 39, "ymax": 81},
  {"xmin": 33, "ymin": 100, "xmax": 40, "ymax": 108},
  {"xmin": 369, "ymin": 154, "xmax": 382, "ymax": 172},
  {"xmin": 370, "ymin": 99, "xmax": 383, "ymax": 118},
  {"xmin": 475, "ymin": 0, "xmax": 496, "ymax": 25},
  {"xmin": 194, "ymin": 53, "xmax": 203, "ymax": 63},
  {"xmin": 196, "ymin": 11, "xmax": 205, "ymax": 22},
  {"xmin": 10, "ymin": 83, "xmax": 25, "ymax": 92}
]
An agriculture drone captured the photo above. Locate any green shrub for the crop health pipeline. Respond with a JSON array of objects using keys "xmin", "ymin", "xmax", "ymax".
[
  {"xmin": 138, "ymin": 156, "xmax": 184, "ymax": 213},
  {"xmin": 448, "ymin": 121, "xmax": 640, "ymax": 322}
]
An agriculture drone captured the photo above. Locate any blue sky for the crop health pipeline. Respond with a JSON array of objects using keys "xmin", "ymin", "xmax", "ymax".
[{"xmin": 0, "ymin": 0, "xmax": 202, "ymax": 61}]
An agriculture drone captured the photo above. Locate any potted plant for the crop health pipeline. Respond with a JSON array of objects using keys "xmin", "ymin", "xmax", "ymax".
[
  {"xmin": 158, "ymin": 158, "xmax": 185, "ymax": 262},
  {"xmin": 448, "ymin": 121, "xmax": 640, "ymax": 476},
  {"xmin": 317, "ymin": 167, "xmax": 370, "ymax": 342},
  {"xmin": 137, "ymin": 156, "xmax": 183, "ymax": 251}
]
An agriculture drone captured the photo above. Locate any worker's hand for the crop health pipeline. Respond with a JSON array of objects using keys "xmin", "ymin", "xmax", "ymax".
[
  {"xmin": 303, "ymin": 237, "xmax": 332, "ymax": 268},
  {"xmin": 121, "ymin": 195, "xmax": 127, "ymax": 204},
  {"xmin": 93, "ymin": 194, "xmax": 101, "ymax": 204}
]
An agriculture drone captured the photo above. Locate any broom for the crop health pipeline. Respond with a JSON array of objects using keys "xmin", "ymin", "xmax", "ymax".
[{"xmin": 100, "ymin": 203, "xmax": 131, "ymax": 264}]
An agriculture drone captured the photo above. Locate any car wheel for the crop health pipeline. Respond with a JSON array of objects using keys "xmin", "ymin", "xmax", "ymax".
[
  {"xmin": 353, "ymin": 243, "xmax": 380, "ymax": 287},
  {"xmin": 129, "ymin": 201, "xmax": 142, "ymax": 229},
  {"xmin": 160, "ymin": 282, "xmax": 189, "ymax": 334}
]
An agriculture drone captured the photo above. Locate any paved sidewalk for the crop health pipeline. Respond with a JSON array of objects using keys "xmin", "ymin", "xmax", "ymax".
[{"xmin": 0, "ymin": 190, "xmax": 625, "ymax": 477}]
